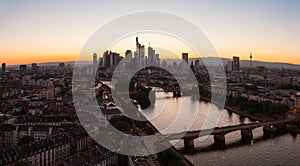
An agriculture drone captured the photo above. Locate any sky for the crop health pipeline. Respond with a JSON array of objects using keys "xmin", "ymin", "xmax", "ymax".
[{"xmin": 0, "ymin": 0, "xmax": 299, "ymax": 65}]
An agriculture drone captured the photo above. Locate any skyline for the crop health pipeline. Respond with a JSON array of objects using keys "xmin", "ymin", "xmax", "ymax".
[{"xmin": 0, "ymin": 0, "xmax": 300, "ymax": 65}]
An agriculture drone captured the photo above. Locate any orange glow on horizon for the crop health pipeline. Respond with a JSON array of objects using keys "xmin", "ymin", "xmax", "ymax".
[
  {"xmin": 1, "ymin": 54, "xmax": 77, "ymax": 66},
  {"xmin": 1, "ymin": 45, "xmax": 299, "ymax": 66}
]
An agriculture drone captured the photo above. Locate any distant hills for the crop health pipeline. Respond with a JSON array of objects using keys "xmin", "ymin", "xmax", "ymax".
[
  {"xmin": 8, "ymin": 58, "xmax": 300, "ymax": 70},
  {"xmin": 165, "ymin": 57, "xmax": 300, "ymax": 70}
]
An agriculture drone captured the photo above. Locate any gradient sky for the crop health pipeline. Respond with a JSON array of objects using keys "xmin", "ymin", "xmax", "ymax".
[{"xmin": 0, "ymin": 0, "xmax": 299, "ymax": 65}]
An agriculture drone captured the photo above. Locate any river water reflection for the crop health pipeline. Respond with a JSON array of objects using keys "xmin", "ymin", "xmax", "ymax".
[{"xmin": 141, "ymin": 92, "xmax": 300, "ymax": 165}]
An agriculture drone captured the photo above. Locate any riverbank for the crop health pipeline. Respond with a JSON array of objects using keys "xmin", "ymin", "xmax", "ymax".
[
  {"xmin": 199, "ymin": 96, "xmax": 273, "ymax": 122},
  {"xmin": 199, "ymin": 95, "xmax": 300, "ymax": 136},
  {"xmin": 139, "ymin": 115, "xmax": 194, "ymax": 166},
  {"xmin": 100, "ymin": 81, "xmax": 193, "ymax": 165}
]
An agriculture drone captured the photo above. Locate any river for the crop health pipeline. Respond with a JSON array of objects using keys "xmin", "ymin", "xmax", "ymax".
[{"xmin": 141, "ymin": 92, "xmax": 300, "ymax": 166}]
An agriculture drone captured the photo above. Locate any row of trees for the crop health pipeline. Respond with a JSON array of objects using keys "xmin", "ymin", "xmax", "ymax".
[{"xmin": 226, "ymin": 96, "xmax": 289, "ymax": 117}]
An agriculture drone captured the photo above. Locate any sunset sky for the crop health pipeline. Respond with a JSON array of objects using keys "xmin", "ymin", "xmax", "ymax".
[{"xmin": 0, "ymin": 0, "xmax": 300, "ymax": 65}]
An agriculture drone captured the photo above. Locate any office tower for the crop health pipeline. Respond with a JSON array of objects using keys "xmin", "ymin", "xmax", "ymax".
[
  {"xmin": 232, "ymin": 56, "xmax": 240, "ymax": 71},
  {"xmin": 250, "ymin": 53, "xmax": 253, "ymax": 68},
  {"xmin": 148, "ymin": 44, "xmax": 155, "ymax": 66},
  {"xmin": 135, "ymin": 35, "xmax": 147, "ymax": 69},
  {"xmin": 135, "ymin": 36, "xmax": 141, "ymax": 68},
  {"xmin": 145, "ymin": 56, "xmax": 149, "ymax": 66},
  {"xmin": 109, "ymin": 52, "xmax": 118, "ymax": 68},
  {"xmin": 103, "ymin": 51, "xmax": 110, "ymax": 68},
  {"xmin": 32, "ymin": 63, "xmax": 38, "ymax": 72},
  {"xmin": 102, "ymin": 50, "xmax": 121, "ymax": 69},
  {"xmin": 125, "ymin": 50, "xmax": 132, "ymax": 60},
  {"xmin": 136, "ymin": 36, "xmax": 140, "ymax": 51},
  {"xmin": 93, "ymin": 53, "xmax": 98, "ymax": 69},
  {"xmin": 32, "ymin": 63, "xmax": 37, "ymax": 69},
  {"xmin": 124, "ymin": 50, "xmax": 132, "ymax": 70},
  {"xmin": 98, "ymin": 57, "xmax": 103, "ymax": 67},
  {"xmin": 2, "ymin": 63, "xmax": 6, "ymax": 73},
  {"xmin": 182, "ymin": 53, "xmax": 189, "ymax": 64},
  {"xmin": 19, "ymin": 65, "xmax": 27, "ymax": 71},
  {"xmin": 140, "ymin": 45, "xmax": 145, "ymax": 68},
  {"xmin": 155, "ymin": 54, "xmax": 160, "ymax": 66}
]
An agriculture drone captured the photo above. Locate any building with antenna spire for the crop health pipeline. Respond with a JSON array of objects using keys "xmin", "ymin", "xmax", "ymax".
[
  {"xmin": 134, "ymin": 34, "xmax": 145, "ymax": 68},
  {"xmin": 250, "ymin": 53, "xmax": 253, "ymax": 67}
]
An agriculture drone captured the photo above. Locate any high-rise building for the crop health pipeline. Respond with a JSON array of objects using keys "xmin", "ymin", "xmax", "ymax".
[
  {"xmin": 135, "ymin": 36, "xmax": 141, "ymax": 69},
  {"xmin": 155, "ymin": 54, "xmax": 160, "ymax": 66},
  {"xmin": 98, "ymin": 57, "xmax": 103, "ymax": 67},
  {"xmin": 136, "ymin": 36, "xmax": 140, "ymax": 51},
  {"xmin": 148, "ymin": 46, "xmax": 153, "ymax": 66},
  {"xmin": 182, "ymin": 53, "xmax": 189, "ymax": 64},
  {"xmin": 145, "ymin": 56, "xmax": 149, "ymax": 66},
  {"xmin": 140, "ymin": 45, "xmax": 145, "ymax": 68},
  {"xmin": 102, "ymin": 50, "xmax": 121, "ymax": 69},
  {"xmin": 125, "ymin": 50, "xmax": 132, "ymax": 60},
  {"xmin": 32, "ymin": 63, "xmax": 37, "ymax": 69},
  {"xmin": 93, "ymin": 53, "xmax": 98, "ymax": 69},
  {"xmin": 110, "ymin": 52, "xmax": 121, "ymax": 68},
  {"xmin": 232, "ymin": 56, "xmax": 240, "ymax": 71},
  {"xmin": 103, "ymin": 51, "xmax": 110, "ymax": 68},
  {"xmin": 135, "ymin": 35, "xmax": 147, "ymax": 69},
  {"xmin": 2, "ymin": 63, "xmax": 6, "ymax": 73},
  {"xmin": 19, "ymin": 65, "xmax": 27, "ymax": 71}
]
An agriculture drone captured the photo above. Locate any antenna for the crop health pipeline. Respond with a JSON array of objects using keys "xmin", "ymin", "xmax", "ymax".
[{"xmin": 250, "ymin": 52, "xmax": 253, "ymax": 67}]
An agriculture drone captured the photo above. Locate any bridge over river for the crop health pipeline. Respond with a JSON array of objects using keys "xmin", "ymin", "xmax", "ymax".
[{"xmin": 157, "ymin": 118, "xmax": 298, "ymax": 152}]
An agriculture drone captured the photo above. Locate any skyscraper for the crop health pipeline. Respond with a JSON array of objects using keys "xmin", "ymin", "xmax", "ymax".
[
  {"xmin": 182, "ymin": 53, "xmax": 189, "ymax": 64},
  {"xmin": 125, "ymin": 50, "xmax": 132, "ymax": 60},
  {"xmin": 140, "ymin": 45, "xmax": 145, "ymax": 68},
  {"xmin": 32, "ymin": 63, "xmax": 38, "ymax": 72},
  {"xmin": 98, "ymin": 57, "xmax": 103, "ymax": 67},
  {"xmin": 148, "ymin": 46, "xmax": 154, "ymax": 66},
  {"xmin": 103, "ymin": 51, "xmax": 110, "ymax": 68},
  {"xmin": 134, "ymin": 35, "xmax": 146, "ymax": 69},
  {"xmin": 1, "ymin": 63, "xmax": 6, "ymax": 73},
  {"xmin": 136, "ymin": 36, "xmax": 140, "ymax": 51},
  {"xmin": 232, "ymin": 56, "xmax": 240, "ymax": 71},
  {"xmin": 19, "ymin": 65, "xmax": 27, "ymax": 71},
  {"xmin": 32, "ymin": 63, "xmax": 37, "ymax": 69},
  {"xmin": 110, "ymin": 52, "xmax": 121, "ymax": 69},
  {"xmin": 93, "ymin": 53, "xmax": 98, "ymax": 68},
  {"xmin": 155, "ymin": 54, "xmax": 160, "ymax": 66},
  {"xmin": 102, "ymin": 50, "xmax": 121, "ymax": 70}
]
